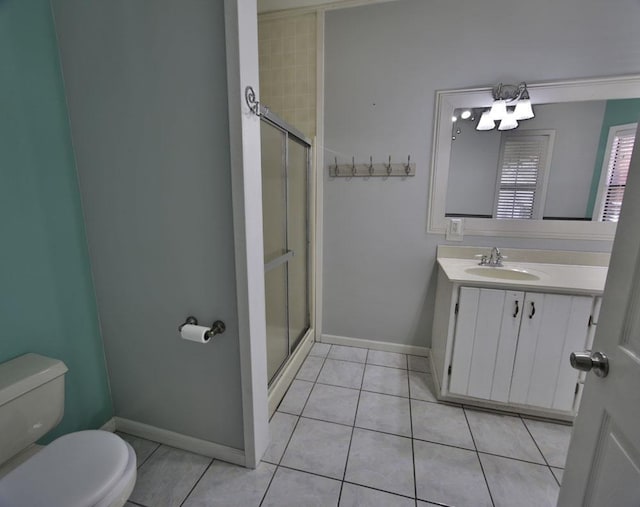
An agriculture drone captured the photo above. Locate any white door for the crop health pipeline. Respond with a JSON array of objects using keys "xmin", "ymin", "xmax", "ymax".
[{"xmin": 559, "ymin": 130, "xmax": 640, "ymax": 505}]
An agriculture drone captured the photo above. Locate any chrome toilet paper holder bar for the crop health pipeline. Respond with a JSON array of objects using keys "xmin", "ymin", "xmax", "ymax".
[{"xmin": 178, "ymin": 316, "xmax": 226, "ymax": 340}]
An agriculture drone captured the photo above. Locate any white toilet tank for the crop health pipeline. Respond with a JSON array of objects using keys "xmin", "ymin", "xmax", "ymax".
[{"xmin": 0, "ymin": 354, "xmax": 68, "ymax": 466}]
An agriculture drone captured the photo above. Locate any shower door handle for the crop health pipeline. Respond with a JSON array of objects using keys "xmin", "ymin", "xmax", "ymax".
[{"xmin": 264, "ymin": 250, "xmax": 294, "ymax": 272}]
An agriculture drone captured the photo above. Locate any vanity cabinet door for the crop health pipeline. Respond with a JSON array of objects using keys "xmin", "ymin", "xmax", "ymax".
[
  {"xmin": 509, "ymin": 293, "xmax": 593, "ymax": 410},
  {"xmin": 450, "ymin": 287, "xmax": 524, "ymax": 400}
]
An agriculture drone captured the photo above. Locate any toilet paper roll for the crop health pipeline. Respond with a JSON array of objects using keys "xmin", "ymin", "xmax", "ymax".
[{"xmin": 180, "ymin": 324, "xmax": 211, "ymax": 344}]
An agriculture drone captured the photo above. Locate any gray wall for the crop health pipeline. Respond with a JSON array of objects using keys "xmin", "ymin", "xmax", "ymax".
[
  {"xmin": 323, "ymin": 0, "xmax": 640, "ymax": 347},
  {"xmin": 52, "ymin": 0, "xmax": 244, "ymax": 449},
  {"xmin": 447, "ymin": 101, "xmax": 607, "ymax": 219}
]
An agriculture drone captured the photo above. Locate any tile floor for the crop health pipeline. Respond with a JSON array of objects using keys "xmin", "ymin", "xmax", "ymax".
[{"xmin": 123, "ymin": 343, "xmax": 571, "ymax": 507}]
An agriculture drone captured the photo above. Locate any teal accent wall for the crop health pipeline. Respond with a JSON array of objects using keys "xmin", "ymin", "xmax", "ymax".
[
  {"xmin": 0, "ymin": 0, "xmax": 113, "ymax": 441},
  {"xmin": 586, "ymin": 98, "xmax": 640, "ymax": 217}
]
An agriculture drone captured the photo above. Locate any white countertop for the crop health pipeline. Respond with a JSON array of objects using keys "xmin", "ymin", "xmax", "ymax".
[{"xmin": 438, "ymin": 257, "xmax": 608, "ymax": 295}]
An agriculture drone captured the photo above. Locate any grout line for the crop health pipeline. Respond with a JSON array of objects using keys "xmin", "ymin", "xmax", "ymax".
[
  {"xmin": 476, "ymin": 450, "xmax": 550, "ymax": 467},
  {"xmin": 462, "ymin": 406, "xmax": 496, "ymax": 507},
  {"xmin": 365, "ymin": 361, "xmax": 409, "ymax": 371},
  {"xmin": 136, "ymin": 442, "xmax": 161, "ymax": 470},
  {"xmin": 408, "ymin": 365, "xmax": 418, "ymax": 502},
  {"xmin": 272, "ymin": 346, "xmax": 564, "ymax": 506},
  {"xmin": 258, "ymin": 464, "xmax": 279, "ymax": 506},
  {"xmin": 519, "ymin": 414, "xmax": 561, "ymax": 487},
  {"xmin": 315, "ymin": 379, "xmax": 363, "ymax": 391},
  {"xmin": 338, "ymin": 347, "xmax": 367, "ymax": 506},
  {"xmin": 179, "ymin": 458, "xmax": 214, "ymax": 507},
  {"xmin": 274, "ymin": 463, "xmax": 418, "ymax": 501},
  {"xmin": 342, "ymin": 479, "xmax": 418, "ymax": 502},
  {"xmin": 260, "ymin": 350, "xmax": 330, "ymax": 505}
]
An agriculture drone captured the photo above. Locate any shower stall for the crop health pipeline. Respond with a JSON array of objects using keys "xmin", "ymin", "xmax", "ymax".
[{"xmin": 260, "ymin": 109, "xmax": 312, "ymax": 385}]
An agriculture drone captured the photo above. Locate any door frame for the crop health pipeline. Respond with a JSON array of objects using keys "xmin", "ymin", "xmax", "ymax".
[{"xmin": 224, "ymin": 0, "xmax": 269, "ymax": 468}]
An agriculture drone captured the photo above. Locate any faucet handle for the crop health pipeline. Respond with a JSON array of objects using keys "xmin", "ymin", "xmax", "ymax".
[{"xmin": 475, "ymin": 254, "xmax": 489, "ymax": 265}]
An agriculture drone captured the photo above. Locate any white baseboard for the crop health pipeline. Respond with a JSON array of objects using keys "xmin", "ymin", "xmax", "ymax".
[
  {"xmin": 100, "ymin": 417, "xmax": 117, "ymax": 432},
  {"xmin": 268, "ymin": 329, "xmax": 314, "ymax": 416},
  {"xmin": 114, "ymin": 417, "xmax": 246, "ymax": 467},
  {"xmin": 320, "ymin": 334, "xmax": 430, "ymax": 357}
]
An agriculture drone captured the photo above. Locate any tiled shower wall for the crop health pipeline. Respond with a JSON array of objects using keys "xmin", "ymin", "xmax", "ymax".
[{"xmin": 258, "ymin": 12, "xmax": 317, "ymax": 139}]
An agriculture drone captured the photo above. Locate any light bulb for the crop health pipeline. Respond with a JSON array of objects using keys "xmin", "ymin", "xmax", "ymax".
[
  {"xmin": 513, "ymin": 99, "xmax": 534, "ymax": 120},
  {"xmin": 452, "ymin": 115, "xmax": 458, "ymax": 122},
  {"xmin": 476, "ymin": 111, "xmax": 496, "ymax": 131},
  {"xmin": 489, "ymin": 100, "xmax": 507, "ymax": 120},
  {"xmin": 461, "ymin": 110, "xmax": 472, "ymax": 120},
  {"xmin": 498, "ymin": 113, "xmax": 519, "ymax": 130}
]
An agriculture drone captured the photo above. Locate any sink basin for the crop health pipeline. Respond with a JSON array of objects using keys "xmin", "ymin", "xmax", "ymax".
[{"xmin": 465, "ymin": 266, "xmax": 541, "ymax": 281}]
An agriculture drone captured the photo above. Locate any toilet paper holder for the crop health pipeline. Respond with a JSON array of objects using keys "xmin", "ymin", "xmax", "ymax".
[{"xmin": 178, "ymin": 316, "xmax": 226, "ymax": 340}]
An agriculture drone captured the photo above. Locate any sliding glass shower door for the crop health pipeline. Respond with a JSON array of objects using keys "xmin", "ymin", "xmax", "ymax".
[{"xmin": 261, "ymin": 114, "xmax": 311, "ymax": 384}]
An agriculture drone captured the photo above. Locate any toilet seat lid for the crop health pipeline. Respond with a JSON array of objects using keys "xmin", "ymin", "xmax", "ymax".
[{"xmin": 0, "ymin": 430, "xmax": 132, "ymax": 507}]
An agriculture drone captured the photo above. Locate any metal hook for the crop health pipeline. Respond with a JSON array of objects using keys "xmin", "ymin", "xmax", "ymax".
[
  {"xmin": 368, "ymin": 156, "xmax": 374, "ymax": 176},
  {"xmin": 386, "ymin": 155, "xmax": 392, "ymax": 175},
  {"xmin": 351, "ymin": 156, "xmax": 357, "ymax": 176},
  {"xmin": 405, "ymin": 155, "xmax": 411, "ymax": 175}
]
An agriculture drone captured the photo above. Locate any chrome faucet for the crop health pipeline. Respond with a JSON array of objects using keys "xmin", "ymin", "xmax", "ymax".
[
  {"xmin": 489, "ymin": 247, "xmax": 504, "ymax": 267},
  {"xmin": 478, "ymin": 247, "xmax": 504, "ymax": 267}
]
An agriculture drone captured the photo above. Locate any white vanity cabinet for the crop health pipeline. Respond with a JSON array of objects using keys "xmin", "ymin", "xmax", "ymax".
[
  {"xmin": 431, "ymin": 248, "xmax": 608, "ymax": 419},
  {"xmin": 449, "ymin": 287, "xmax": 594, "ymax": 414}
]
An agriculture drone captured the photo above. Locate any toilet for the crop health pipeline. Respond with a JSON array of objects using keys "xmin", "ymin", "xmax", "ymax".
[{"xmin": 0, "ymin": 354, "xmax": 136, "ymax": 507}]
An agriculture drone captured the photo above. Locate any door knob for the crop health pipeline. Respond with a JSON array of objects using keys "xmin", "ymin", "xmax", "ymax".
[{"xmin": 570, "ymin": 351, "xmax": 609, "ymax": 378}]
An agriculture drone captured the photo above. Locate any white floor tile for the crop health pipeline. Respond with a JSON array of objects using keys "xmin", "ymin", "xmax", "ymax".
[
  {"xmin": 262, "ymin": 412, "xmax": 298, "ymax": 464},
  {"xmin": 317, "ymin": 358, "xmax": 365, "ymax": 389},
  {"xmin": 345, "ymin": 428, "xmax": 414, "ymax": 497},
  {"xmin": 278, "ymin": 379, "xmax": 313, "ymax": 415},
  {"xmin": 328, "ymin": 344, "xmax": 368, "ymax": 363},
  {"xmin": 130, "ymin": 445, "xmax": 211, "ymax": 507},
  {"xmin": 414, "ymin": 440, "xmax": 492, "ymax": 507},
  {"xmin": 411, "ymin": 400, "xmax": 474, "ymax": 449},
  {"xmin": 355, "ymin": 391, "xmax": 411, "ymax": 437},
  {"xmin": 281, "ymin": 417, "xmax": 353, "ymax": 479},
  {"xmin": 523, "ymin": 418, "xmax": 572, "ymax": 468},
  {"xmin": 551, "ymin": 467, "xmax": 564, "ymax": 484},
  {"xmin": 366, "ymin": 350, "xmax": 407, "ymax": 369},
  {"xmin": 408, "ymin": 355, "xmax": 430, "ymax": 373},
  {"xmin": 480, "ymin": 453, "xmax": 560, "ymax": 507},
  {"xmin": 465, "ymin": 409, "xmax": 545, "ymax": 463},
  {"xmin": 296, "ymin": 355, "xmax": 325, "ymax": 382},
  {"xmin": 262, "ymin": 467, "xmax": 341, "ymax": 507},
  {"xmin": 117, "ymin": 432, "xmax": 160, "ymax": 467},
  {"xmin": 303, "ymin": 383, "xmax": 360, "ymax": 425},
  {"xmin": 408, "ymin": 372, "xmax": 437, "ymax": 402},
  {"xmin": 362, "ymin": 364, "xmax": 409, "ymax": 397},
  {"xmin": 182, "ymin": 461, "xmax": 275, "ymax": 507},
  {"xmin": 309, "ymin": 342, "xmax": 332, "ymax": 357},
  {"xmin": 339, "ymin": 483, "xmax": 415, "ymax": 507}
]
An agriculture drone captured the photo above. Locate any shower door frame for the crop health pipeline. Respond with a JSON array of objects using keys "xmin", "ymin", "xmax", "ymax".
[{"xmin": 260, "ymin": 106, "xmax": 313, "ymax": 386}]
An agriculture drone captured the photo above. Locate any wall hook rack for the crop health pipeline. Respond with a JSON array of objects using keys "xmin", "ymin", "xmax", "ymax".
[
  {"xmin": 328, "ymin": 155, "xmax": 416, "ymax": 178},
  {"xmin": 179, "ymin": 316, "xmax": 226, "ymax": 340}
]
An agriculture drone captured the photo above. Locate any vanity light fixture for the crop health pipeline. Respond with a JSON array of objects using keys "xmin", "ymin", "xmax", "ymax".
[{"xmin": 476, "ymin": 82, "xmax": 534, "ymax": 131}]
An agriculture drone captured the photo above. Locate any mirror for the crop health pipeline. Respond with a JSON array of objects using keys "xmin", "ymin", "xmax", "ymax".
[{"xmin": 427, "ymin": 75, "xmax": 640, "ymax": 240}]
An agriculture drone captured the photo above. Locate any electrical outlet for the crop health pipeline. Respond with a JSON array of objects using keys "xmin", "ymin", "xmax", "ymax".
[{"xmin": 446, "ymin": 218, "xmax": 464, "ymax": 241}]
